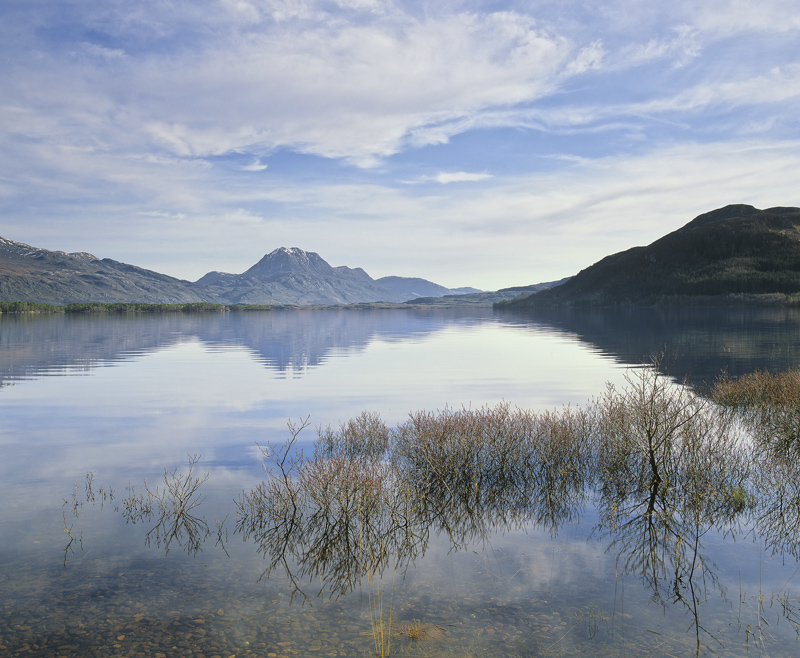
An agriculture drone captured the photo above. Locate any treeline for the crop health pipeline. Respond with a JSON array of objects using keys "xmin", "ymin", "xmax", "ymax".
[
  {"xmin": 0, "ymin": 301, "xmax": 57, "ymax": 313},
  {"xmin": 65, "ymin": 302, "xmax": 229, "ymax": 314},
  {"xmin": 0, "ymin": 301, "xmax": 275, "ymax": 314}
]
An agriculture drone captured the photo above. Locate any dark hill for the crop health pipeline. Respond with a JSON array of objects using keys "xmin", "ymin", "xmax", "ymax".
[{"xmin": 504, "ymin": 205, "xmax": 800, "ymax": 308}]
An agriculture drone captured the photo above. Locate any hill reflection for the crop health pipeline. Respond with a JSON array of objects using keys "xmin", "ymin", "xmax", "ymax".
[
  {"xmin": 498, "ymin": 306, "xmax": 800, "ymax": 387},
  {"xmin": 3, "ymin": 306, "xmax": 799, "ymax": 388}
]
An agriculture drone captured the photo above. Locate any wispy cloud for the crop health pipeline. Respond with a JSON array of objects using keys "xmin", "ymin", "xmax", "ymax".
[
  {"xmin": 81, "ymin": 42, "xmax": 126, "ymax": 61},
  {"xmin": 694, "ymin": 0, "xmax": 800, "ymax": 34},
  {"xmin": 4, "ymin": 0, "xmax": 796, "ymax": 167},
  {"xmin": 431, "ymin": 172, "xmax": 494, "ymax": 184},
  {"xmin": 2, "ymin": 5, "xmax": 578, "ymax": 166},
  {"xmin": 241, "ymin": 159, "xmax": 268, "ymax": 172}
]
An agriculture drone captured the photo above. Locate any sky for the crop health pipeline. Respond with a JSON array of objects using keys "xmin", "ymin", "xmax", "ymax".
[{"xmin": 1, "ymin": 0, "xmax": 799, "ymax": 290}]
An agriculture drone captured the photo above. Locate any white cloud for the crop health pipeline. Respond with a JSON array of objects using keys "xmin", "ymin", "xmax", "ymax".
[
  {"xmin": 81, "ymin": 42, "xmax": 126, "ymax": 61},
  {"xmin": 454, "ymin": 62, "xmax": 800, "ymax": 139},
  {"xmin": 3, "ymin": 6, "xmax": 577, "ymax": 167},
  {"xmin": 138, "ymin": 209, "xmax": 184, "ymax": 217},
  {"xmin": 4, "ymin": 0, "xmax": 797, "ymax": 173},
  {"xmin": 616, "ymin": 24, "xmax": 701, "ymax": 68},
  {"xmin": 432, "ymin": 171, "xmax": 494, "ymax": 184},
  {"xmin": 564, "ymin": 40, "xmax": 606, "ymax": 75},
  {"xmin": 241, "ymin": 159, "xmax": 268, "ymax": 172},
  {"xmin": 693, "ymin": 0, "xmax": 800, "ymax": 34},
  {"xmin": 635, "ymin": 63, "xmax": 800, "ymax": 114},
  {"xmin": 221, "ymin": 208, "xmax": 265, "ymax": 225}
]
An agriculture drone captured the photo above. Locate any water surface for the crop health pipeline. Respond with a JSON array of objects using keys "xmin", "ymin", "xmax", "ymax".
[{"xmin": 2, "ymin": 307, "xmax": 799, "ymax": 657}]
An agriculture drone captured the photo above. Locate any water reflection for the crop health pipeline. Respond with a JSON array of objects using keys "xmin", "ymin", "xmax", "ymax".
[
  {"xmin": 61, "ymin": 364, "xmax": 800, "ymax": 656},
  {"xmin": 499, "ymin": 306, "xmax": 800, "ymax": 386},
  {"xmin": 3, "ymin": 306, "xmax": 800, "ymax": 388},
  {"xmin": 120, "ymin": 455, "xmax": 213, "ymax": 557},
  {"xmin": 0, "ymin": 308, "xmax": 492, "ymax": 386},
  {"xmin": 7, "ymin": 307, "xmax": 800, "ymax": 657}
]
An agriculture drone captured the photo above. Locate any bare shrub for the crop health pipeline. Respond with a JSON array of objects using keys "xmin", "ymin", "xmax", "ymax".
[
  {"xmin": 233, "ymin": 361, "xmax": 769, "ymax": 654},
  {"xmin": 236, "ymin": 417, "xmax": 420, "ymax": 602},
  {"xmin": 121, "ymin": 454, "xmax": 210, "ymax": 556},
  {"xmin": 593, "ymin": 364, "xmax": 708, "ymax": 496},
  {"xmin": 316, "ymin": 410, "xmax": 391, "ymax": 462},
  {"xmin": 527, "ymin": 405, "xmax": 594, "ymax": 529},
  {"xmin": 752, "ymin": 458, "xmax": 800, "ymax": 559},
  {"xmin": 591, "ymin": 360, "xmax": 753, "ymax": 655},
  {"xmin": 390, "ymin": 402, "xmax": 593, "ymax": 545}
]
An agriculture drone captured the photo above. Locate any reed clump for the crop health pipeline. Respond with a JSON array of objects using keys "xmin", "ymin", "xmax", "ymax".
[
  {"xmin": 365, "ymin": 551, "xmax": 396, "ymax": 657},
  {"xmin": 398, "ymin": 619, "xmax": 429, "ymax": 641},
  {"xmin": 712, "ymin": 368, "xmax": 800, "ymax": 460}
]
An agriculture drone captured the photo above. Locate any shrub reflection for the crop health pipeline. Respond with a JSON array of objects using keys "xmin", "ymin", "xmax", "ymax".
[{"xmin": 65, "ymin": 361, "xmax": 800, "ymax": 655}]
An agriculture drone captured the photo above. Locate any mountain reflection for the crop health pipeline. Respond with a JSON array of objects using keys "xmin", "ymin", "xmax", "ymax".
[
  {"xmin": 64, "ymin": 363, "xmax": 800, "ymax": 655},
  {"xmin": 0, "ymin": 308, "xmax": 490, "ymax": 385},
  {"xmin": 5, "ymin": 306, "xmax": 800, "ymax": 388}
]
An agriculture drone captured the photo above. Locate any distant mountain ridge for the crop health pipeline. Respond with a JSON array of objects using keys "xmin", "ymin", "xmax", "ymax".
[
  {"xmin": 195, "ymin": 246, "xmax": 417, "ymax": 305},
  {"xmin": 0, "ymin": 240, "xmax": 478, "ymax": 306},
  {"xmin": 376, "ymin": 276, "xmax": 481, "ymax": 298},
  {"xmin": 504, "ymin": 204, "xmax": 800, "ymax": 308},
  {"xmin": 407, "ymin": 279, "xmax": 570, "ymax": 306}
]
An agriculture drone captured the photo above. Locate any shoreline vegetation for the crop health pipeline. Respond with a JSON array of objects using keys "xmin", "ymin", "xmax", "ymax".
[
  {"xmin": 0, "ymin": 301, "xmax": 278, "ymax": 314},
  {"xmin": 3, "ymin": 292, "xmax": 800, "ymax": 315},
  {"xmin": 62, "ymin": 359, "xmax": 800, "ymax": 656},
  {"xmin": 0, "ymin": 300, "xmax": 436, "ymax": 314},
  {"xmin": 231, "ymin": 360, "xmax": 800, "ymax": 658},
  {"xmin": 496, "ymin": 291, "xmax": 800, "ymax": 309}
]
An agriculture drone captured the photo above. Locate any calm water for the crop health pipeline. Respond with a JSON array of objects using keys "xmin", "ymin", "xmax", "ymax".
[{"xmin": 2, "ymin": 307, "xmax": 800, "ymax": 657}]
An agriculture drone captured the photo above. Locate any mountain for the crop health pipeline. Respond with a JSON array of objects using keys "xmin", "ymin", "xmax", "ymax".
[
  {"xmin": 504, "ymin": 205, "xmax": 800, "ymax": 308},
  {"xmin": 0, "ymin": 237, "xmax": 209, "ymax": 305},
  {"xmin": 0, "ymin": 240, "xmax": 475, "ymax": 306},
  {"xmin": 376, "ymin": 276, "xmax": 482, "ymax": 298},
  {"xmin": 406, "ymin": 279, "xmax": 569, "ymax": 306},
  {"xmin": 195, "ymin": 247, "xmax": 415, "ymax": 305}
]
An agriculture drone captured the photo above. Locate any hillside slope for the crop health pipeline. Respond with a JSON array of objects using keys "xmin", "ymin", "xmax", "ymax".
[
  {"xmin": 407, "ymin": 279, "xmax": 570, "ymax": 306},
  {"xmin": 0, "ymin": 237, "xmax": 209, "ymax": 304},
  {"xmin": 505, "ymin": 205, "xmax": 800, "ymax": 308}
]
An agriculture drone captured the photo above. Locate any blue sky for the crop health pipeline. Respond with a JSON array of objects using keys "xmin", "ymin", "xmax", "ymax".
[{"xmin": 1, "ymin": 0, "xmax": 799, "ymax": 289}]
